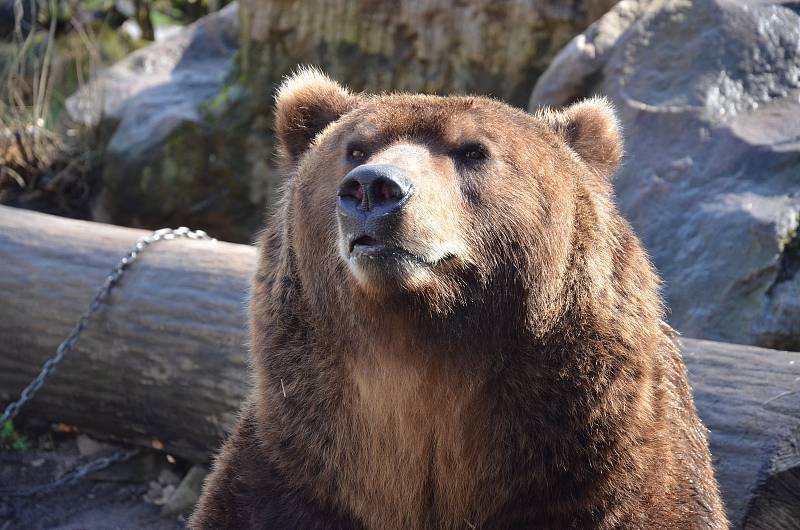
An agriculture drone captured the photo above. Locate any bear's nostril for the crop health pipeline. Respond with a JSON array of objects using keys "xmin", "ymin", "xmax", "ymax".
[
  {"xmin": 376, "ymin": 178, "xmax": 401, "ymax": 203},
  {"xmin": 339, "ymin": 180, "xmax": 364, "ymax": 203}
]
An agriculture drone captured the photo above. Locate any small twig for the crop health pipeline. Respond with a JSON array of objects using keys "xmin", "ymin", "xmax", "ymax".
[
  {"xmin": 1, "ymin": 166, "xmax": 27, "ymax": 188},
  {"xmin": 33, "ymin": 0, "xmax": 58, "ymax": 127},
  {"xmin": 13, "ymin": 129, "xmax": 32, "ymax": 167},
  {"xmin": 763, "ymin": 389, "xmax": 798, "ymax": 406},
  {"xmin": 70, "ymin": 10, "xmax": 102, "ymax": 89}
]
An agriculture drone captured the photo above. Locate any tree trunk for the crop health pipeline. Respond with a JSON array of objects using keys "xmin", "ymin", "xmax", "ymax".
[{"xmin": 0, "ymin": 205, "xmax": 798, "ymax": 529}]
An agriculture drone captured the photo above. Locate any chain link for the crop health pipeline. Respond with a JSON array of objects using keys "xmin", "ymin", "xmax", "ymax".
[
  {"xmin": 0, "ymin": 449, "xmax": 141, "ymax": 498},
  {"xmin": 1, "ymin": 226, "xmax": 214, "ymax": 497}
]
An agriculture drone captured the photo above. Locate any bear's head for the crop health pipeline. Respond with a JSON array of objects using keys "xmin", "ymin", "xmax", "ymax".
[{"xmin": 270, "ymin": 68, "xmax": 647, "ymax": 353}]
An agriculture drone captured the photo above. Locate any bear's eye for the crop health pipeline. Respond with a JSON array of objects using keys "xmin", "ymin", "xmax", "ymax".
[
  {"xmin": 456, "ymin": 143, "xmax": 488, "ymax": 163},
  {"xmin": 465, "ymin": 150, "xmax": 484, "ymax": 160},
  {"xmin": 347, "ymin": 147, "xmax": 366, "ymax": 162}
]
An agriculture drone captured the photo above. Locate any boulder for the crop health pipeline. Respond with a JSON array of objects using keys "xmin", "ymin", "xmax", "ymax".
[
  {"xmin": 65, "ymin": 2, "xmax": 255, "ymax": 243},
  {"xmin": 530, "ymin": 0, "xmax": 800, "ymax": 350}
]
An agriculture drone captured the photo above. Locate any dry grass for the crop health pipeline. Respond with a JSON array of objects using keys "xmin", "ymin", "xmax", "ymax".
[{"xmin": 0, "ymin": 0, "xmax": 104, "ymax": 217}]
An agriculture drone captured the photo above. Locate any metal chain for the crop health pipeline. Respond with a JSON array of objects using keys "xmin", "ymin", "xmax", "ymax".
[
  {"xmin": 0, "ymin": 226, "xmax": 214, "ymax": 498},
  {"xmin": 0, "ymin": 449, "xmax": 140, "ymax": 498},
  {"xmin": 1, "ymin": 227, "xmax": 214, "ymax": 426}
]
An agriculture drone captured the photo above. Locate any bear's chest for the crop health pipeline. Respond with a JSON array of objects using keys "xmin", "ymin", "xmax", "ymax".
[{"xmin": 328, "ymin": 353, "xmax": 506, "ymax": 530}]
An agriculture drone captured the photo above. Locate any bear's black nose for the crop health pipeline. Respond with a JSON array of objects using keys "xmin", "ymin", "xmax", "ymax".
[{"xmin": 337, "ymin": 164, "xmax": 413, "ymax": 218}]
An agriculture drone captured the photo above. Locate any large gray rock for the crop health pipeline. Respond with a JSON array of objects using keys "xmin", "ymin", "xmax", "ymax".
[
  {"xmin": 530, "ymin": 0, "xmax": 800, "ymax": 350},
  {"xmin": 66, "ymin": 3, "xmax": 256, "ymax": 243}
]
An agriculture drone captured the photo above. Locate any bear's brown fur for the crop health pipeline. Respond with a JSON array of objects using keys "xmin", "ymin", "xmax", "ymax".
[{"xmin": 190, "ymin": 68, "xmax": 727, "ymax": 530}]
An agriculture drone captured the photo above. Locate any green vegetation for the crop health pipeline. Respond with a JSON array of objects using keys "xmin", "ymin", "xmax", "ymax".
[
  {"xmin": 776, "ymin": 215, "xmax": 800, "ymax": 284},
  {"xmin": 1, "ymin": 420, "xmax": 31, "ymax": 450}
]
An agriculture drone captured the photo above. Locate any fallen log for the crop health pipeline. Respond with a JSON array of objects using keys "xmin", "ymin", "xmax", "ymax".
[
  {"xmin": 0, "ymin": 205, "xmax": 798, "ymax": 529},
  {"xmin": 681, "ymin": 339, "xmax": 800, "ymax": 529},
  {"xmin": 0, "ymin": 205, "xmax": 255, "ymax": 463}
]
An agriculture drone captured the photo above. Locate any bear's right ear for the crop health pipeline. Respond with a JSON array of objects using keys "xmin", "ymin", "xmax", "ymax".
[{"xmin": 275, "ymin": 68, "xmax": 358, "ymax": 165}]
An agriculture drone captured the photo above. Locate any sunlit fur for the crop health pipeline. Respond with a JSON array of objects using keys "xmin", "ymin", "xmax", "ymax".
[{"xmin": 191, "ymin": 70, "xmax": 727, "ymax": 530}]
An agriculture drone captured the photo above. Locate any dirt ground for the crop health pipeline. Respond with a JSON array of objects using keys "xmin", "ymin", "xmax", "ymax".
[{"xmin": 1, "ymin": 430, "xmax": 190, "ymax": 530}]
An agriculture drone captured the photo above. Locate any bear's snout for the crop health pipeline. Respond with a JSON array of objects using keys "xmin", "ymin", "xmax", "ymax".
[
  {"xmin": 337, "ymin": 164, "xmax": 414, "ymax": 253},
  {"xmin": 337, "ymin": 164, "xmax": 413, "ymax": 217}
]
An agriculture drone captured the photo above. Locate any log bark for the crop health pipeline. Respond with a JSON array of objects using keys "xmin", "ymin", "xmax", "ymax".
[
  {"xmin": 682, "ymin": 339, "xmax": 800, "ymax": 529},
  {"xmin": 0, "ymin": 205, "xmax": 255, "ymax": 463},
  {"xmin": 0, "ymin": 205, "xmax": 799, "ymax": 528}
]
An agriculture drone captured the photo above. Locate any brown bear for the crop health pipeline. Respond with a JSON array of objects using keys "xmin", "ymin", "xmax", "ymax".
[{"xmin": 190, "ymin": 68, "xmax": 727, "ymax": 530}]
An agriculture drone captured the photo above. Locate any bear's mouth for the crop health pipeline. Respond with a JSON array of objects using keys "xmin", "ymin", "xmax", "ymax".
[
  {"xmin": 349, "ymin": 235, "xmax": 380, "ymax": 254},
  {"xmin": 347, "ymin": 234, "xmax": 455, "ymax": 269},
  {"xmin": 347, "ymin": 234, "xmax": 423, "ymax": 263}
]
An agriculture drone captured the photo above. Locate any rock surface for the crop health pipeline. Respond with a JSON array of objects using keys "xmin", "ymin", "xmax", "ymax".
[
  {"xmin": 239, "ymin": 0, "xmax": 618, "ymax": 107},
  {"xmin": 76, "ymin": 434, "xmax": 116, "ymax": 457},
  {"xmin": 530, "ymin": 0, "xmax": 800, "ymax": 350},
  {"xmin": 66, "ymin": 2, "xmax": 252, "ymax": 243},
  {"xmin": 160, "ymin": 465, "xmax": 207, "ymax": 517}
]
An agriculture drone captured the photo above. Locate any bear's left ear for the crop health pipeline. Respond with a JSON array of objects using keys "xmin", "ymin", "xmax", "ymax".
[
  {"xmin": 275, "ymin": 67, "xmax": 359, "ymax": 164},
  {"xmin": 538, "ymin": 97, "xmax": 622, "ymax": 179}
]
